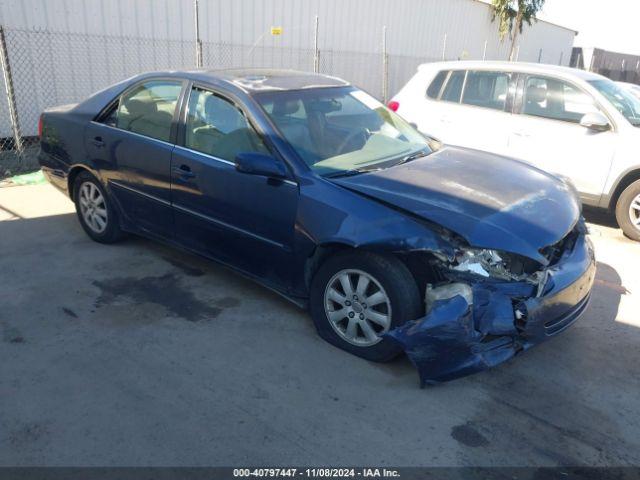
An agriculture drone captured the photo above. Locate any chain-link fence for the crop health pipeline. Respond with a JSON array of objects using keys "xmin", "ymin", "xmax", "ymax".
[
  {"xmin": 0, "ymin": 26, "xmax": 197, "ymax": 177},
  {"xmin": 0, "ymin": 24, "xmax": 453, "ymax": 177},
  {"xmin": 571, "ymin": 47, "xmax": 640, "ymax": 85}
]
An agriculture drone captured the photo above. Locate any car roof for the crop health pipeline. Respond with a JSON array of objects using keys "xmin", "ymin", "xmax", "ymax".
[
  {"xmin": 616, "ymin": 81, "xmax": 640, "ymax": 88},
  {"xmin": 417, "ymin": 61, "xmax": 607, "ymax": 82},
  {"xmin": 133, "ymin": 68, "xmax": 350, "ymax": 94}
]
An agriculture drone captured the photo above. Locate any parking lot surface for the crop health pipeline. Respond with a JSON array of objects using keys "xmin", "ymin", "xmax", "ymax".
[{"xmin": 1, "ymin": 183, "xmax": 640, "ymax": 467}]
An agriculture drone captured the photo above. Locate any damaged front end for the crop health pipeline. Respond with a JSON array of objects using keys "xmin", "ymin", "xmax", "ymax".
[{"xmin": 385, "ymin": 222, "xmax": 596, "ymax": 386}]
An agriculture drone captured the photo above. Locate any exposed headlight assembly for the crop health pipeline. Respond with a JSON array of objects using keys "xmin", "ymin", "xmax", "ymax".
[{"xmin": 449, "ymin": 248, "xmax": 542, "ymax": 284}]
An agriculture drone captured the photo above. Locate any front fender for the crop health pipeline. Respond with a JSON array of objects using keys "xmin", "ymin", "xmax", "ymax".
[{"xmin": 289, "ymin": 179, "xmax": 455, "ymax": 296}]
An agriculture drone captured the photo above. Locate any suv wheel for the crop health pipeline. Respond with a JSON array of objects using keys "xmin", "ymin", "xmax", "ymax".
[
  {"xmin": 309, "ymin": 251, "xmax": 422, "ymax": 362},
  {"xmin": 73, "ymin": 171, "xmax": 125, "ymax": 243},
  {"xmin": 615, "ymin": 179, "xmax": 640, "ymax": 241}
]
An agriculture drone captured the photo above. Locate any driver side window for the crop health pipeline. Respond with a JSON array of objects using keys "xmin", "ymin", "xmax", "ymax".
[
  {"xmin": 522, "ymin": 76, "xmax": 601, "ymax": 124},
  {"xmin": 185, "ymin": 87, "xmax": 269, "ymax": 161}
]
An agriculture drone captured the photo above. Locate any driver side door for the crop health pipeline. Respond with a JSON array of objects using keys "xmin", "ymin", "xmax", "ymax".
[
  {"xmin": 171, "ymin": 86, "xmax": 299, "ymax": 290},
  {"xmin": 507, "ymin": 74, "xmax": 615, "ymax": 202}
]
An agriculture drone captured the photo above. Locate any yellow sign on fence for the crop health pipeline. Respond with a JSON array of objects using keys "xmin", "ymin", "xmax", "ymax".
[{"xmin": 270, "ymin": 26, "xmax": 283, "ymax": 36}]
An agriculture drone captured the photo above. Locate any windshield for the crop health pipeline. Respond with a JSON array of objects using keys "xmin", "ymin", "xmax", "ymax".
[
  {"xmin": 589, "ymin": 79, "xmax": 640, "ymax": 127},
  {"xmin": 255, "ymin": 86, "xmax": 432, "ymax": 176}
]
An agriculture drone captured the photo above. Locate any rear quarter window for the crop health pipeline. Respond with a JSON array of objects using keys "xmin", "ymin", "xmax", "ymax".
[
  {"xmin": 426, "ymin": 71, "xmax": 448, "ymax": 99},
  {"xmin": 441, "ymin": 71, "xmax": 465, "ymax": 103}
]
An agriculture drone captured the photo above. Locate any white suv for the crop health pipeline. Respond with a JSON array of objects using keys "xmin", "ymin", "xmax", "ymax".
[{"xmin": 390, "ymin": 61, "xmax": 640, "ymax": 240}]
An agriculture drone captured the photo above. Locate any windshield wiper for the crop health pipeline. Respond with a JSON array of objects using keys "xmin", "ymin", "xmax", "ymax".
[
  {"xmin": 324, "ymin": 169, "xmax": 364, "ymax": 178},
  {"xmin": 323, "ymin": 148, "xmax": 431, "ymax": 179},
  {"xmin": 394, "ymin": 149, "xmax": 430, "ymax": 166},
  {"xmin": 323, "ymin": 167, "xmax": 383, "ymax": 179}
]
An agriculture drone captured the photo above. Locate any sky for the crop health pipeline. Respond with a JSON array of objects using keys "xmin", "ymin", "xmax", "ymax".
[{"xmin": 540, "ymin": 0, "xmax": 640, "ymax": 55}]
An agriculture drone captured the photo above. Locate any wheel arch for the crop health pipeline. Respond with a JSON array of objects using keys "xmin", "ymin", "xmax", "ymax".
[
  {"xmin": 304, "ymin": 242, "xmax": 354, "ymax": 292},
  {"xmin": 303, "ymin": 242, "xmax": 441, "ymax": 299},
  {"xmin": 67, "ymin": 165, "xmax": 96, "ymax": 201},
  {"xmin": 609, "ymin": 168, "xmax": 640, "ymax": 211}
]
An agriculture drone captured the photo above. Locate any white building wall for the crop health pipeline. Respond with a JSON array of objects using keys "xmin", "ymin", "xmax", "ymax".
[
  {"xmin": 0, "ymin": 0, "xmax": 576, "ymax": 137},
  {"xmin": 195, "ymin": 0, "xmax": 574, "ymax": 63},
  {"xmin": 0, "ymin": 0, "xmax": 577, "ymax": 62}
]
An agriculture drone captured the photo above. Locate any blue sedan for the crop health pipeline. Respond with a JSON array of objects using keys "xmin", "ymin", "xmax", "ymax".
[{"xmin": 39, "ymin": 69, "xmax": 595, "ymax": 385}]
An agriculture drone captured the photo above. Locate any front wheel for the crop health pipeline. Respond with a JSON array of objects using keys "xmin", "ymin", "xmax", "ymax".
[
  {"xmin": 309, "ymin": 251, "xmax": 423, "ymax": 362},
  {"xmin": 615, "ymin": 179, "xmax": 640, "ymax": 241}
]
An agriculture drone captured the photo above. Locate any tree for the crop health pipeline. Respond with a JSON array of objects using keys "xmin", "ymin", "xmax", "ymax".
[{"xmin": 491, "ymin": 0, "xmax": 546, "ymax": 61}]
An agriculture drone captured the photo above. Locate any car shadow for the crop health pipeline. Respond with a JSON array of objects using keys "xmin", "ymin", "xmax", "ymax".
[{"xmin": 582, "ymin": 205, "xmax": 618, "ymax": 229}]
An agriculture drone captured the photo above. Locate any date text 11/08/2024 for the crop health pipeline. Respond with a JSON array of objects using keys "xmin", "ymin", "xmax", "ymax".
[{"xmin": 233, "ymin": 468, "xmax": 401, "ymax": 478}]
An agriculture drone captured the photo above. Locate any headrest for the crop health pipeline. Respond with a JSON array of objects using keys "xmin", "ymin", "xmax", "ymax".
[
  {"xmin": 203, "ymin": 94, "xmax": 243, "ymax": 131},
  {"xmin": 272, "ymin": 99, "xmax": 299, "ymax": 116},
  {"xmin": 125, "ymin": 98, "xmax": 157, "ymax": 117},
  {"xmin": 527, "ymin": 86, "xmax": 547, "ymax": 104},
  {"xmin": 204, "ymin": 95, "xmax": 238, "ymax": 116}
]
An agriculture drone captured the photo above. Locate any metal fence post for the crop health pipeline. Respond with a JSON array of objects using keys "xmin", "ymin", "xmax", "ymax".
[
  {"xmin": 313, "ymin": 15, "xmax": 319, "ymax": 73},
  {"xmin": 538, "ymin": 48, "xmax": 543, "ymax": 63},
  {"xmin": 559, "ymin": 51, "xmax": 564, "ymax": 66},
  {"xmin": 0, "ymin": 25, "xmax": 23, "ymax": 154},
  {"xmin": 441, "ymin": 33, "xmax": 447, "ymax": 61},
  {"xmin": 382, "ymin": 26, "xmax": 388, "ymax": 103},
  {"xmin": 194, "ymin": 0, "xmax": 203, "ymax": 67},
  {"xmin": 482, "ymin": 40, "xmax": 488, "ymax": 61}
]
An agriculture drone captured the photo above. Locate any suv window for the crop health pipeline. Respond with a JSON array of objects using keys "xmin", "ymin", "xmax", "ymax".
[
  {"xmin": 462, "ymin": 71, "xmax": 510, "ymax": 111},
  {"xmin": 115, "ymin": 81, "xmax": 182, "ymax": 142},
  {"xmin": 523, "ymin": 76, "xmax": 601, "ymax": 123},
  {"xmin": 427, "ymin": 71, "xmax": 448, "ymax": 99},
  {"xmin": 441, "ymin": 71, "xmax": 465, "ymax": 102},
  {"xmin": 185, "ymin": 87, "xmax": 269, "ymax": 161}
]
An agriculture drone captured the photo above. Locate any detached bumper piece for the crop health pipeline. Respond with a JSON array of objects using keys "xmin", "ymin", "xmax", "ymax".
[{"xmin": 385, "ymin": 234, "xmax": 596, "ymax": 387}]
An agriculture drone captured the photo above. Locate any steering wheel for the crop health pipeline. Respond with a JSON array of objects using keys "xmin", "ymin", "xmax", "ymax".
[{"xmin": 336, "ymin": 128, "xmax": 370, "ymax": 155}]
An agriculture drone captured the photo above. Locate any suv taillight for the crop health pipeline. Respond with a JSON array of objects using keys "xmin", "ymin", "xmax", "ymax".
[{"xmin": 387, "ymin": 100, "xmax": 399, "ymax": 112}]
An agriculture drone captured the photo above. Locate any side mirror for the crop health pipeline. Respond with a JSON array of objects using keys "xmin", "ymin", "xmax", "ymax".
[
  {"xmin": 235, "ymin": 152, "xmax": 287, "ymax": 178},
  {"xmin": 580, "ymin": 112, "xmax": 611, "ymax": 132}
]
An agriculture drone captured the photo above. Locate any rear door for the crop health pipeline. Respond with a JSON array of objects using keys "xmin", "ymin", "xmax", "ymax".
[
  {"xmin": 170, "ymin": 85, "xmax": 299, "ymax": 289},
  {"xmin": 415, "ymin": 70, "xmax": 515, "ymax": 156},
  {"xmin": 507, "ymin": 74, "xmax": 615, "ymax": 199},
  {"xmin": 86, "ymin": 79, "xmax": 185, "ymax": 238}
]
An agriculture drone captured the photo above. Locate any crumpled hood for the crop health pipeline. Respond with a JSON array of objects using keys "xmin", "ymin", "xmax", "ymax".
[{"xmin": 333, "ymin": 146, "xmax": 580, "ymax": 264}]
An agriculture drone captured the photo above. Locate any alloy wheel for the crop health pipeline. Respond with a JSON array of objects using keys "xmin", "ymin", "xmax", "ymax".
[
  {"xmin": 79, "ymin": 181, "xmax": 108, "ymax": 234},
  {"xmin": 324, "ymin": 269, "xmax": 392, "ymax": 347},
  {"xmin": 629, "ymin": 193, "xmax": 640, "ymax": 231}
]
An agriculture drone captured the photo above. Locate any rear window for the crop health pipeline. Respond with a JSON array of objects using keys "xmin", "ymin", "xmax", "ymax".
[{"xmin": 426, "ymin": 71, "xmax": 448, "ymax": 99}]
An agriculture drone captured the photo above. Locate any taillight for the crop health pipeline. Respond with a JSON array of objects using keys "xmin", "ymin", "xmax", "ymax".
[
  {"xmin": 38, "ymin": 114, "xmax": 43, "ymax": 138},
  {"xmin": 387, "ymin": 100, "xmax": 399, "ymax": 112}
]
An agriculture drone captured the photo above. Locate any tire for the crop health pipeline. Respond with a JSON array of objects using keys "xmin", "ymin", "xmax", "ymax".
[
  {"xmin": 309, "ymin": 250, "xmax": 423, "ymax": 362},
  {"xmin": 615, "ymin": 179, "xmax": 640, "ymax": 241},
  {"xmin": 73, "ymin": 171, "xmax": 125, "ymax": 244}
]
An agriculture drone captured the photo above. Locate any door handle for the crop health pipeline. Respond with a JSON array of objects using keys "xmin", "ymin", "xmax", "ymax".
[
  {"xmin": 513, "ymin": 131, "xmax": 531, "ymax": 138},
  {"xmin": 91, "ymin": 136, "xmax": 105, "ymax": 147},
  {"xmin": 173, "ymin": 164, "xmax": 195, "ymax": 178}
]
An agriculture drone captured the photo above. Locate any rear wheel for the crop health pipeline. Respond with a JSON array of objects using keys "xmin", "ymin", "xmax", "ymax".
[
  {"xmin": 73, "ymin": 171, "xmax": 124, "ymax": 244},
  {"xmin": 309, "ymin": 251, "xmax": 423, "ymax": 362},
  {"xmin": 615, "ymin": 179, "xmax": 640, "ymax": 241}
]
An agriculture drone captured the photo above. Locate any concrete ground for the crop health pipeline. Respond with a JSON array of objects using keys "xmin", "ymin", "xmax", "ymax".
[{"xmin": 1, "ymin": 183, "xmax": 639, "ymax": 467}]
